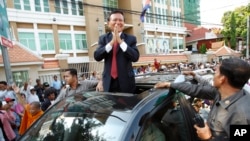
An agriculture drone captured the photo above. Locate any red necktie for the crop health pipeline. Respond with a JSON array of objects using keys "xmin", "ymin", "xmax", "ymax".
[{"xmin": 111, "ymin": 42, "xmax": 118, "ymax": 79}]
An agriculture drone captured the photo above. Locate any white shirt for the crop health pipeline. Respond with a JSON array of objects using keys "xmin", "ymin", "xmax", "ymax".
[
  {"xmin": 27, "ymin": 93, "xmax": 40, "ymax": 104},
  {"xmin": 20, "ymin": 85, "xmax": 32, "ymax": 97},
  {"xmin": 105, "ymin": 32, "xmax": 127, "ymax": 52}
]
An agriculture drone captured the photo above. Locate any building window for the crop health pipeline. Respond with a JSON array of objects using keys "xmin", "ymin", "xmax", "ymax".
[
  {"xmin": 55, "ymin": 0, "xmax": 61, "ymax": 13},
  {"xmin": 172, "ymin": 38, "xmax": 183, "ymax": 51},
  {"xmin": 156, "ymin": 7, "xmax": 162, "ymax": 24},
  {"xmin": 43, "ymin": 0, "xmax": 50, "ymax": 12},
  {"xmin": 103, "ymin": 0, "xmax": 118, "ymax": 21},
  {"xmin": 162, "ymin": 9, "xmax": 167, "ymax": 25},
  {"xmin": 12, "ymin": 71, "xmax": 29, "ymax": 88},
  {"xmin": 23, "ymin": 0, "xmax": 31, "ymax": 10},
  {"xmin": 172, "ymin": 38, "xmax": 177, "ymax": 49},
  {"xmin": 145, "ymin": 0, "xmax": 168, "ymax": 25},
  {"xmin": 14, "ymin": 0, "xmax": 31, "ymax": 10},
  {"xmin": 75, "ymin": 34, "xmax": 87, "ymax": 50},
  {"xmin": 171, "ymin": 0, "xmax": 182, "ymax": 27},
  {"xmin": 35, "ymin": 0, "xmax": 50, "ymax": 12},
  {"xmin": 14, "ymin": 0, "xmax": 21, "ymax": 9},
  {"xmin": 59, "ymin": 33, "xmax": 72, "ymax": 51},
  {"xmin": 172, "ymin": 11, "xmax": 181, "ymax": 27},
  {"xmin": 35, "ymin": 0, "xmax": 41, "ymax": 11},
  {"xmin": 62, "ymin": 0, "xmax": 68, "ymax": 14},
  {"xmin": 178, "ymin": 38, "xmax": 184, "ymax": 50},
  {"xmin": 18, "ymin": 32, "xmax": 36, "ymax": 51},
  {"xmin": 55, "ymin": 0, "xmax": 83, "ymax": 16},
  {"xmin": 71, "ymin": 0, "xmax": 84, "ymax": 16},
  {"xmin": 71, "ymin": 0, "xmax": 77, "ymax": 15},
  {"xmin": 78, "ymin": 1, "xmax": 83, "ymax": 16},
  {"xmin": 145, "ymin": 8, "xmax": 154, "ymax": 24},
  {"xmin": 39, "ymin": 33, "xmax": 55, "ymax": 51}
]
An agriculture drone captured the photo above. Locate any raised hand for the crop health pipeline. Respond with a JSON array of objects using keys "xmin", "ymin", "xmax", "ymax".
[
  {"xmin": 154, "ymin": 82, "xmax": 171, "ymax": 89},
  {"xmin": 111, "ymin": 24, "xmax": 123, "ymax": 46},
  {"xmin": 12, "ymin": 83, "xmax": 20, "ymax": 94},
  {"xmin": 96, "ymin": 80, "xmax": 104, "ymax": 92}
]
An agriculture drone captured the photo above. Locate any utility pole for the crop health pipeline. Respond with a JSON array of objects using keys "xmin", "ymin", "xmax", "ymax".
[
  {"xmin": 0, "ymin": 1, "xmax": 13, "ymax": 85},
  {"xmin": 247, "ymin": 16, "xmax": 250, "ymax": 59}
]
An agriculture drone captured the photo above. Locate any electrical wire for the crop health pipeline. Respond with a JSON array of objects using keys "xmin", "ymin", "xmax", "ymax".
[{"xmin": 41, "ymin": 0, "xmax": 249, "ymax": 27}]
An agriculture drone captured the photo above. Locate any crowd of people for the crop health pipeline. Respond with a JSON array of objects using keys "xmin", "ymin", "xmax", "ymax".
[
  {"xmin": 134, "ymin": 58, "xmax": 218, "ymax": 75},
  {"xmin": 0, "ymin": 75, "xmax": 58, "ymax": 140}
]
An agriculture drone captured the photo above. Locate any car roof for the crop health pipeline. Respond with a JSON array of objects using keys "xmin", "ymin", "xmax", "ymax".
[
  {"xmin": 135, "ymin": 72, "xmax": 180, "ymax": 84},
  {"xmin": 193, "ymin": 68, "xmax": 214, "ymax": 75}
]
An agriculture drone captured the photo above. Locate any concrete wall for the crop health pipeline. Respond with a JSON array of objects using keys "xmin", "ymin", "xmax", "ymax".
[{"xmin": 0, "ymin": 65, "xmax": 41, "ymax": 86}]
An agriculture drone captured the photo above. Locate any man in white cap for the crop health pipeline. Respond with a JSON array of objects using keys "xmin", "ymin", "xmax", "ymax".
[{"xmin": 27, "ymin": 86, "xmax": 39, "ymax": 104}]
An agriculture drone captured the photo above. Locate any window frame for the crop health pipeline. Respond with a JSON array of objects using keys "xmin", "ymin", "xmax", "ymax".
[
  {"xmin": 38, "ymin": 31, "xmax": 55, "ymax": 53},
  {"xmin": 12, "ymin": 70, "xmax": 29, "ymax": 88},
  {"xmin": 103, "ymin": 0, "xmax": 118, "ymax": 22},
  {"xmin": 74, "ymin": 33, "xmax": 88, "ymax": 51},
  {"xmin": 58, "ymin": 32, "xmax": 73, "ymax": 51},
  {"xmin": 18, "ymin": 31, "xmax": 36, "ymax": 51},
  {"xmin": 55, "ymin": 0, "xmax": 84, "ymax": 16}
]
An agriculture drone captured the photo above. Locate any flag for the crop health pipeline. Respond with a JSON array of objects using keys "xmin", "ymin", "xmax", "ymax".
[{"xmin": 140, "ymin": 0, "xmax": 151, "ymax": 23}]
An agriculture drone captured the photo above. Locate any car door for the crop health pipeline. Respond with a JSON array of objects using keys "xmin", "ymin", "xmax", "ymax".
[{"xmin": 135, "ymin": 88, "xmax": 201, "ymax": 141}]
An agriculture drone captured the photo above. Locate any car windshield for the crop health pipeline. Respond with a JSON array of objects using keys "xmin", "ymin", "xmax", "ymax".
[{"xmin": 20, "ymin": 91, "xmax": 148, "ymax": 141}]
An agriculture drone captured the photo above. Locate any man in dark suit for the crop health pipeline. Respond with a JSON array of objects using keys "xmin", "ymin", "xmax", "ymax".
[{"xmin": 94, "ymin": 10, "xmax": 140, "ymax": 93}]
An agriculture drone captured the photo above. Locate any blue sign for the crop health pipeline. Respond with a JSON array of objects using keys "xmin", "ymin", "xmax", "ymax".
[{"xmin": 0, "ymin": 0, "xmax": 11, "ymax": 39}]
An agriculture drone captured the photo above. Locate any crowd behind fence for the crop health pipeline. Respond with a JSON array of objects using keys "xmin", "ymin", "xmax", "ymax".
[{"xmin": 38, "ymin": 61, "xmax": 104, "ymax": 84}]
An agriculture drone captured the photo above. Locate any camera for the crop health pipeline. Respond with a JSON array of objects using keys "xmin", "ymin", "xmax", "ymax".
[{"xmin": 193, "ymin": 114, "xmax": 205, "ymax": 127}]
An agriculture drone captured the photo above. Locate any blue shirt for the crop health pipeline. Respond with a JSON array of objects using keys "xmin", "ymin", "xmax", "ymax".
[{"xmin": 51, "ymin": 80, "xmax": 61, "ymax": 90}]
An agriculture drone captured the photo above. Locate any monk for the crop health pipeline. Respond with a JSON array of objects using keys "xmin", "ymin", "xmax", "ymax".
[{"xmin": 19, "ymin": 101, "xmax": 43, "ymax": 135}]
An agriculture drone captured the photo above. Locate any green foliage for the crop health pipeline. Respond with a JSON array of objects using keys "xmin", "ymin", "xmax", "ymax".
[
  {"xmin": 230, "ymin": 13, "xmax": 237, "ymax": 49},
  {"xmin": 221, "ymin": 4, "xmax": 250, "ymax": 47},
  {"xmin": 199, "ymin": 44, "xmax": 207, "ymax": 54}
]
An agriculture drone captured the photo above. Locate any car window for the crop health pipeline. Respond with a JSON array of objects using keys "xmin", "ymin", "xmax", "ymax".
[{"xmin": 137, "ymin": 92, "xmax": 199, "ymax": 141}]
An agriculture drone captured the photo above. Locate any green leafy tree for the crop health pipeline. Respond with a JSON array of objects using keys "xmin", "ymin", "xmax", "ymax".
[
  {"xmin": 229, "ymin": 13, "xmax": 236, "ymax": 49},
  {"xmin": 199, "ymin": 44, "xmax": 207, "ymax": 54},
  {"xmin": 221, "ymin": 4, "xmax": 250, "ymax": 53}
]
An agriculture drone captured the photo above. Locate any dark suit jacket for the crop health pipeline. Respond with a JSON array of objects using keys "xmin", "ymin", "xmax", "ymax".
[{"xmin": 94, "ymin": 32, "xmax": 140, "ymax": 93}]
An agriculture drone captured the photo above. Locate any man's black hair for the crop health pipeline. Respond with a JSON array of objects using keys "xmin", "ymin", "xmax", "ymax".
[
  {"xmin": 44, "ymin": 87, "xmax": 57, "ymax": 98},
  {"xmin": 220, "ymin": 57, "xmax": 250, "ymax": 89},
  {"xmin": 65, "ymin": 68, "xmax": 78, "ymax": 77},
  {"xmin": 0, "ymin": 81, "xmax": 7, "ymax": 86},
  {"xmin": 107, "ymin": 10, "xmax": 124, "ymax": 21}
]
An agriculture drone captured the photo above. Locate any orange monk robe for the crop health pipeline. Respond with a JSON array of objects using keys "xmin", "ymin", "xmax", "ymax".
[{"xmin": 19, "ymin": 104, "xmax": 44, "ymax": 135}]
